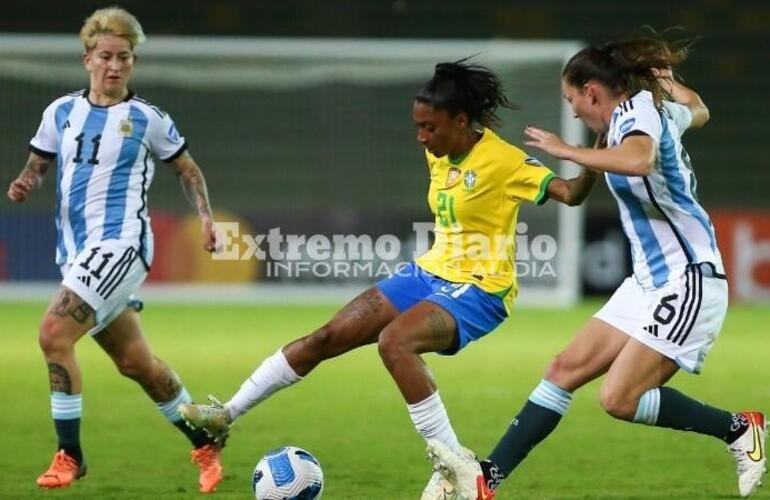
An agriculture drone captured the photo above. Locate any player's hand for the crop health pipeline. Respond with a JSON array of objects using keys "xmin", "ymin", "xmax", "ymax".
[
  {"xmin": 651, "ymin": 67, "xmax": 673, "ymax": 79},
  {"xmin": 201, "ymin": 216, "xmax": 220, "ymax": 253},
  {"xmin": 524, "ymin": 126, "xmax": 572, "ymax": 159},
  {"xmin": 7, "ymin": 177, "xmax": 34, "ymax": 202}
]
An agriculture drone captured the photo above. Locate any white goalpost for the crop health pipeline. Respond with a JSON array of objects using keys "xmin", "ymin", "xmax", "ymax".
[{"xmin": 0, "ymin": 35, "xmax": 584, "ymax": 307}]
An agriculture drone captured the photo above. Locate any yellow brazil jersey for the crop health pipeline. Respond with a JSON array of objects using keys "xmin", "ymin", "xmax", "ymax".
[{"xmin": 415, "ymin": 128, "xmax": 554, "ymax": 312}]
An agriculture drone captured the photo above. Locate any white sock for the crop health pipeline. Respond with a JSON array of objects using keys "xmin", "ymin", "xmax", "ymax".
[
  {"xmin": 407, "ymin": 391, "xmax": 461, "ymax": 452},
  {"xmin": 225, "ymin": 348, "xmax": 301, "ymax": 420}
]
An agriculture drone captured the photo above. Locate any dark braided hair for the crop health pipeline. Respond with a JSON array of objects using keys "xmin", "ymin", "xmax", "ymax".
[
  {"xmin": 563, "ymin": 29, "xmax": 694, "ymax": 105},
  {"xmin": 416, "ymin": 57, "xmax": 517, "ymax": 128}
]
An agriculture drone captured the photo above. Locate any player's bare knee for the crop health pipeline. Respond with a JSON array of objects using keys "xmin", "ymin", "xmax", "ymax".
[
  {"xmin": 544, "ymin": 353, "xmax": 581, "ymax": 391},
  {"xmin": 38, "ymin": 317, "xmax": 75, "ymax": 357},
  {"xmin": 114, "ymin": 355, "xmax": 145, "ymax": 380},
  {"xmin": 377, "ymin": 327, "xmax": 407, "ymax": 368},
  {"xmin": 598, "ymin": 386, "xmax": 635, "ymax": 421}
]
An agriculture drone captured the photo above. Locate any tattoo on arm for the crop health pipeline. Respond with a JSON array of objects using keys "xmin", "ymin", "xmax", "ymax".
[
  {"xmin": 18, "ymin": 154, "xmax": 52, "ymax": 189},
  {"xmin": 48, "ymin": 289, "xmax": 93, "ymax": 324},
  {"xmin": 175, "ymin": 157, "xmax": 213, "ymax": 218},
  {"xmin": 48, "ymin": 363, "xmax": 73, "ymax": 394}
]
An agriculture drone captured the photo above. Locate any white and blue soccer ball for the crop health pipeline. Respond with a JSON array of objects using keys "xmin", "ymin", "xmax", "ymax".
[{"xmin": 252, "ymin": 446, "xmax": 324, "ymax": 500}]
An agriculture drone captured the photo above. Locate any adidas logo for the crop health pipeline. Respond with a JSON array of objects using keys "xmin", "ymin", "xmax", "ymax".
[
  {"xmin": 643, "ymin": 324, "xmax": 659, "ymax": 337},
  {"xmin": 77, "ymin": 275, "xmax": 92, "ymax": 287}
]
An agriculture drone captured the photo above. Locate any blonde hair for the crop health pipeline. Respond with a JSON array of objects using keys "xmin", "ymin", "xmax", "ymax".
[{"xmin": 79, "ymin": 6, "xmax": 146, "ymax": 51}]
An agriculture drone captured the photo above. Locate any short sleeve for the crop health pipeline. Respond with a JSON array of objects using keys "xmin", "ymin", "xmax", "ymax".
[
  {"xmin": 147, "ymin": 110, "xmax": 188, "ymax": 162},
  {"xmin": 29, "ymin": 102, "xmax": 59, "ymax": 158},
  {"xmin": 613, "ymin": 95, "xmax": 662, "ymax": 145},
  {"xmin": 506, "ymin": 155, "xmax": 555, "ymax": 205},
  {"xmin": 661, "ymin": 101, "xmax": 693, "ymax": 137}
]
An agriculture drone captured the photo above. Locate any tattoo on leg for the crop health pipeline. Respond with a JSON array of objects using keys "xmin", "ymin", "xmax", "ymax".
[
  {"xmin": 48, "ymin": 363, "xmax": 73, "ymax": 394},
  {"xmin": 140, "ymin": 357, "xmax": 182, "ymax": 402},
  {"xmin": 340, "ymin": 288, "xmax": 385, "ymax": 322},
  {"xmin": 49, "ymin": 289, "xmax": 93, "ymax": 324},
  {"xmin": 427, "ymin": 310, "xmax": 454, "ymax": 350},
  {"xmin": 93, "ymin": 327, "xmax": 116, "ymax": 352}
]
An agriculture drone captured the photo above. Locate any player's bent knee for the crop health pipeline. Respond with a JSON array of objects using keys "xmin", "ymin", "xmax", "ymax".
[
  {"xmin": 38, "ymin": 317, "xmax": 76, "ymax": 356},
  {"xmin": 377, "ymin": 327, "xmax": 407, "ymax": 368},
  {"xmin": 114, "ymin": 357, "xmax": 146, "ymax": 380},
  {"xmin": 598, "ymin": 386, "xmax": 635, "ymax": 421},
  {"xmin": 544, "ymin": 353, "xmax": 582, "ymax": 391}
]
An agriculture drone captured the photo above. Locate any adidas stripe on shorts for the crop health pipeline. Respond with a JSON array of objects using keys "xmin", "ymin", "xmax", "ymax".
[
  {"xmin": 595, "ymin": 263, "xmax": 728, "ymax": 374},
  {"xmin": 61, "ymin": 239, "xmax": 147, "ymax": 335}
]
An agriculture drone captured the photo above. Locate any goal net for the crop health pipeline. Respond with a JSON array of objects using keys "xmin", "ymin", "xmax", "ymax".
[{"xmin": 0, "ymin": 35, "xmax": 584, "ymax": 306}]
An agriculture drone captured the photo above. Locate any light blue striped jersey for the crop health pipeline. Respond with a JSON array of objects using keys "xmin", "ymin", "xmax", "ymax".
[
  {"xmin": 29, "ymin": 90, "xmax": 187, "ymax": 267},
  {"xmin": 605, "ymin": 90, "xmax": 724, "ymax": 289}
]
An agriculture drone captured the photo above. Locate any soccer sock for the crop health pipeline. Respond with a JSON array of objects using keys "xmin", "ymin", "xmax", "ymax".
[
  {"xmin": 407, "ymin": 391, "xmax": 461, "ymax": 452},
  {"xmin": 487, "ymin": 380, "xmax": 572, "ymax": 486},
  {"xmin": 157, "ymin": 387, "xmax": 214, "ymax": 448},
  {"xmin": 633, "ymin": 387, "xmax": 740, "ymax": 443},
  {"xmin": 225, "ymin": 348, "xmax": 302, "ymax": 420},
  {"xmin": 51, "ymin": 392, "xmax": 83, "ymax": 465}
]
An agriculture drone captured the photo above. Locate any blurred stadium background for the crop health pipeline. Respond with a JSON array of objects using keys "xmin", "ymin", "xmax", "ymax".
[
  {"xmin": 1, "ymin": 2, "xmax": 769, "ymax": 499},
  {"xmin": 1, "ymin": 0, "xmax": 768, "ymax": 303}
]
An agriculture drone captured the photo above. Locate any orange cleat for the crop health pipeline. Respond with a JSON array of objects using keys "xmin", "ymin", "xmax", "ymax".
[
  {"xmin": 36, "ymin": 450, "xmax": 87, "ymax": 488},
  {"xmin": 191, "ymin": 443, "xmax": 223, "ymax": 493}
]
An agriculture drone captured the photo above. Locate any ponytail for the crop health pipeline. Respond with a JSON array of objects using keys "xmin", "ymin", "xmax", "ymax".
[
  {"xmin": 416, "ymin": 57, "xmax": 517, "ymax": 128},
  {"xmin": 563, "ymin": 29, "xmax": 694, "ymax": 104}
]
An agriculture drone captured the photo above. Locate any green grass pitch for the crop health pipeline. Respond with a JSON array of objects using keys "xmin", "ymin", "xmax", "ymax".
[{"xmin": 2, "ymin": 301, "xmax": 769, "ymax": 499}]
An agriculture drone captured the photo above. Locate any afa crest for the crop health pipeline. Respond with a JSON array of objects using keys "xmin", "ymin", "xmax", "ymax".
[
  {"xmin": 463, "ymin": 170, "xmax": 478, "ymax": 190},
  {"xmin": 118, "ymin": 119, "xmax": 134, "ymax": 137}
]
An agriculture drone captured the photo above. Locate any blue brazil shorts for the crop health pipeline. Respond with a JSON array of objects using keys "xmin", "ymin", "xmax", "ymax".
[{"xmin": 375, "ymin": 262, "xmax": 508, "ymax": 355}]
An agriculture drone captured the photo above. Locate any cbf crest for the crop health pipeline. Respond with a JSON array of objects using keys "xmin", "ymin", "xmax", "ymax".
[
  {"xmin": 118, "ymin": 119, "xmax": 134, "ymax": 137},
  {"xmin": 463, "ymin": 170, "xmax": 478, "ymax": 190}
]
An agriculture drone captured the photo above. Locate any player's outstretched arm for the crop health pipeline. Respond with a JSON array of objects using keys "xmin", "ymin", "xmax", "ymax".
[
  {"xmin": 525, "ymin": 126, "xmax": 655, "ymax": 177},
  {"xmin": 654, "ymin": 68, "xmax": 710, "ymax": 128},
  {"xmin": 170, "ymin": 152, "xmax": 218, "ymax": 252},
  {"xmin": 544, "ymin": 133, "xmax": 605, "ymax": 206},
  {"xmin": 7, "ymin": 152, "xmax": 53, "ymax": 203},
  {"xmin": 546, "ymin": 168, "xmax": 600, "ymax": 206}
]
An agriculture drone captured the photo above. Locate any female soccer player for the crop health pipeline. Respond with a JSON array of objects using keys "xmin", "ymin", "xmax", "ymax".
[
  {"xmin": 7, "ymin": 7, "xmax": 224, "ymax": 493},
  {"xmin": 427, "ymin": 36, "xmax": 766, "ymax": 500},
  {"xmin": 179, "ymin": 59, "xmax": 599, "ymax": 498}
]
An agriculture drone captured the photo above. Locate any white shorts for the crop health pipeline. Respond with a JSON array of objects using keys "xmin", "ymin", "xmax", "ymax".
[
  {"xmin": 60, "ymin": 239, "xmax": 147, "ymax": 335},
  {"xmin": 594, "ymin": 264, "xmax": 728, "ymax": 374}
]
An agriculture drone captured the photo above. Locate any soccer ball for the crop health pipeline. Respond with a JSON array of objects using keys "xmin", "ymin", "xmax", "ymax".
[{"xmin": 252, "ymin": 446, "xmax": 324, "ymax": 500}]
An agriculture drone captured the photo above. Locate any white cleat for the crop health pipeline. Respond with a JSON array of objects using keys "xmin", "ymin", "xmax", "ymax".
[
  {"xmin": 178, "ymin": 394, "xmax": 232, "ymax": 442},
  {"xmin": 421, "ymin": 469, "xmax": 458, "ymax": 500},
  {"xmin": 728, "ymin": 411, "xmax": 767, "ymax": 497},
  {"xmin": 426, "ymin": 440, "xmax": 494, "ymax": 500}
]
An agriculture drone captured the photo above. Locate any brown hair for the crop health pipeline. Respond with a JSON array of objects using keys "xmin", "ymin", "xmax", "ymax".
[{"xmin": 563, "ymin": 31, "xmax": 693, "ymax": 104}]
